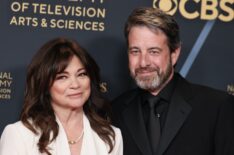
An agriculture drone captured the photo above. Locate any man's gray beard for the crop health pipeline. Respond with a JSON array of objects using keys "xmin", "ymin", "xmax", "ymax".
[
  {"xmin": 135, "ymin": 73, "xmax": 161, "ymax": 90},
  {"xmin": 131, "ymin": 61, "xmax": 172, "ymax": 91}
]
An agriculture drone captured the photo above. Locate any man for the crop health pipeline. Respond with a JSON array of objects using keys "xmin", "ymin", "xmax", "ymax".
[{"xmin": 112, "ymin": 7, "xmax": 234, "ymax": 155}]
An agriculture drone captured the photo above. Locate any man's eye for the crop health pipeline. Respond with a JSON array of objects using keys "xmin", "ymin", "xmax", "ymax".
[
  {"xmin": 149, "ymin": 50, "xmax": 160, "ymax": 54},
  {"xmin": 129, "ymin": 50, "xmax": 139, "ymax": 55},
  {"xmin": 150, "ymin": 50, "xmax": 156, "ymax": 53}
]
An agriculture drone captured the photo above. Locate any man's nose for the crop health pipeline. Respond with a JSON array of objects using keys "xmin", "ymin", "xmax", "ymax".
[{"xmin": 140, "ymin": 53, "xmax": 150, "ymax": 67}]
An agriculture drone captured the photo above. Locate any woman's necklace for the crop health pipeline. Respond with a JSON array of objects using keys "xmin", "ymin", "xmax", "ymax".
[{"xmin": 68, "ymin": 129, "xmax": 84, "ymax": 145}]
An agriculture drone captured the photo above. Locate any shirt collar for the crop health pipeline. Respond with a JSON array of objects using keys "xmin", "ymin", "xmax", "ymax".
[{"xmin": 141, "ymin": 73, "xmax": 177, "ymax": 104}]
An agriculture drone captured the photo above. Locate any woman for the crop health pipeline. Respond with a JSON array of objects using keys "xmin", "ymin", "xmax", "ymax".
[{"xmin": 0, "ymin": 38, "xmax": 123, "ymax": 155}]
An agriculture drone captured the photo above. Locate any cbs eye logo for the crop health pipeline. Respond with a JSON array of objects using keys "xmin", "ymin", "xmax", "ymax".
[
  {"xmin": 153, "ymin": 0, "xmax": 178, "ymax": 15},
  {"xmin": 153, "ymin": 0, "xmax": 234, "ymax": 22}
]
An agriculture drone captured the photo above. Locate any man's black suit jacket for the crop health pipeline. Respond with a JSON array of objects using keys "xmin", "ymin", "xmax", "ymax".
[{"xmin": 112, "ymin": 73, "xmax": 234, "ymax": 155}]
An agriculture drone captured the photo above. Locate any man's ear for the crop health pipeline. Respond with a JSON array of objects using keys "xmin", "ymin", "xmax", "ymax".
[{"xmin": 171, "ymin": 46, "xmax": 181, "ymax": 66}]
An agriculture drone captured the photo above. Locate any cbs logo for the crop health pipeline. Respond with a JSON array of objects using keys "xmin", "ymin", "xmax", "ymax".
[
  {"xmin": 153, "ymin": 0, "xmax": 178, "ymax": 15},
  {"xmin": 153, "ymin": 0, "xmax": 234, "ymax": 22}
]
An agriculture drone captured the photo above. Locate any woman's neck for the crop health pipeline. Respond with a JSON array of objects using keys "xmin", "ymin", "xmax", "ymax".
[{"xmin": 55, "ymin": 108, "xmax": 84, "ymax": 129}]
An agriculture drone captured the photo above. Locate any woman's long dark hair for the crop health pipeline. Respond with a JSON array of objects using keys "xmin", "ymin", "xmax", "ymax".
[{"xmin": 20, "ymin": 37, "xmax": 115, "ymax": 154}]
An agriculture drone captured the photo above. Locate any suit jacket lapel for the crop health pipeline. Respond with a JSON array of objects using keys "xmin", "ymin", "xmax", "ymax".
[
  {"xmin": 158, "ymin": 74, "xmax": 192, "ymax": 155},
  {"xmin": 123, "ymin": 94, "xmax": 152, "ymax": 155},
  {"xmin": 157, "ymin": 76, "xmax": 192, "ymax": 155}
]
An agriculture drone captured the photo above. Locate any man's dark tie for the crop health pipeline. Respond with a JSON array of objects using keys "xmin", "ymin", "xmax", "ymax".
[{"xmin": 147, "ymin": 97, "xmax": 161, "ymax": 154}]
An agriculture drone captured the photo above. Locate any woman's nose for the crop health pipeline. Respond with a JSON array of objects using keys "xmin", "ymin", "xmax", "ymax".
[{"xmin": 70, "ymin": 77, "xmax": 80, "ymax": 89}]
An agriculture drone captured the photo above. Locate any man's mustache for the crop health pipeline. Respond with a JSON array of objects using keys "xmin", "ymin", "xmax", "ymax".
[{"xmin": 135, "ymin": 67, "xmax": 159, "ymax": 74}]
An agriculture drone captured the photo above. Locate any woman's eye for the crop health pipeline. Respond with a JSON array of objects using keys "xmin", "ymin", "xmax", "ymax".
[
  {"xmin": 78, "ymin": 72, "xmax": 88, "ymax": 77},
  {"xmin": 55, "ymin": 75, "xmax": 67, "ymax": 80}
]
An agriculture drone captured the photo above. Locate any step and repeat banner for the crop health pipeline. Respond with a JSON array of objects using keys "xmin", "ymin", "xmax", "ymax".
[{"xmin": 0, "ymin": 0, "xmax": 233, "ymax": 133}]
